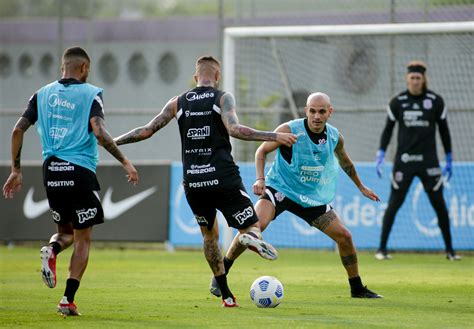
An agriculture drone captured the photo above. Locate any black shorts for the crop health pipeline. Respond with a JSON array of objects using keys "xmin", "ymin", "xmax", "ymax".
[
  {"xmin": 46, "ymin": 189, "xmax": 104, "ymax": 229},
  {"xmin": 184, "ymin": 181, "xmax": 258, "ymax": 230},
  {"xmin": 260, "ymin": 186, "xmax": 332, "ymax": 225},
  {"xmin": 43, "ymin": 156, "xmax": 103, "ymax": 229},
  {"xmin": 392, "ymin": 163, "xmax": 443, "ymax": 192}
]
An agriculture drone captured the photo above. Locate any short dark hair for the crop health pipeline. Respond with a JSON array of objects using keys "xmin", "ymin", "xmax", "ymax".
[
  {"xmin": 63, "ymin": 46, "xmax": 91, "ymax": 63},
  {"xmin": 196, "ymin": 55, "xmax": 221, "ymax": 70}
]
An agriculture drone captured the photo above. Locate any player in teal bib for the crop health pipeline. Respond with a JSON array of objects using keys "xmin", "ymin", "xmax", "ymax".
[
  {"xmin": 36, "ymin": 81, "xmax": 102, "ymax": 173},
  {"xmin": 266, "ymin": 119, "xmax": 339, "ymax": 207},
  {"xmin": 217, "ymin": 92, "xmax": 383, "ymax": 299}
]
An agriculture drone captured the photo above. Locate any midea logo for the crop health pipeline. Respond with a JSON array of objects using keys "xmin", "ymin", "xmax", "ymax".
[
  {"xmin": 48, "ymin": 94, "xmax": 76, "ymax": 110},
  {"xmin": 185, "ymin": 91, "xmax": 214, "ymax": 101}
]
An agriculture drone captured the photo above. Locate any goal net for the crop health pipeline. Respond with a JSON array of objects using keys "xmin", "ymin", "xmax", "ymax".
[{"xmin": 223, "ymin": 22, "xmax": 474, "ymax": 251}]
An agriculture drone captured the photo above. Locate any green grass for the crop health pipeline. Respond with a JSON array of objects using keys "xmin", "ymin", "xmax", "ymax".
[{"xmin": 0, "ymin": 246, "xmax": 472, "ymax": 328}]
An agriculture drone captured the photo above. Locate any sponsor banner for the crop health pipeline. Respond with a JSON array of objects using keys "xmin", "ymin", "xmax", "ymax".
[
  {"xmin": 0, "ymin": 164, "xmax": 170, "ymax": 242},
  {"xmin": 169, "ymin": 163, "xmax": 474, "ymax": 250}
]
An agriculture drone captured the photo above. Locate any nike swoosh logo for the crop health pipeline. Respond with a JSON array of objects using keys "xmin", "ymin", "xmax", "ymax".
[
  {"xmin": 102, "ymin": 186, "xmax": 158, "ymax": 220},
  {"xmin": 23, "ymin": 187, "xmax": 50, "ymax": 219}
]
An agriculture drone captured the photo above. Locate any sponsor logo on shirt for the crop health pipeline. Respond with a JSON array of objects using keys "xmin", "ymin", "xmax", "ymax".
[
  {"xmin": 185, "ymin": 91, "xmax": 214, "ymax": 101},
  {"xmin": 185, "ymin": 110, "xmax": 212, "ymax": 117},
  {"xmin": 49, "ymin": 127, "xmax": 68, "ymax": 138},
  {"xmin": 186, "ymin": 164, "xmax": 216, "ymax": 175},
  {"xmin": 187, "ymin": 126, "xmax": 210, "ymax": 139},
  {"xmin": 48, "ymin": 93, "xmax": 76, "ymax": 110},
  {"xmin": 47, "ymin": 180, "xmax": 75, "ymax": 187},
  {"xmin": 188, "ymin": 179, "xmax": 219, "ymax": 188},
  {"xmin": 185, "ymin": 148, "xmax": 212, "ymax": 156},
  {"xmin": 401, "ymin": 153, "xmax": 424, "ymax": 163}
]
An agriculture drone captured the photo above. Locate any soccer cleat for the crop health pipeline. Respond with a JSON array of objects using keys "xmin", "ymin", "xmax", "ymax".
[
  {"xmin": 238, "ymin": 233, "xmax": 278, "ymax": 261},
  {"xmin": 374, "ymin": 250, "xmax": 392, "ymax": 260},
  {"xmin": 351, "ymin": 286, "xmax": 383, "ymax": 298},
  {"xmin": 446, "ymin": 252, "xmax": 462, "ymax": 261},
  {"xmin": 209, "ymin": 276, "xmax": 222, "ymax": 297},
  {"xmin": 222, "ymin": 297, "xmax": 239, "ymax": 307},
  {"xmin": 40, "ymin": 246, "xmax": 57, "ymax": 288},
  {"xmin": 57, "ymin": 296, "xmax": 81, "ymax": 316}
]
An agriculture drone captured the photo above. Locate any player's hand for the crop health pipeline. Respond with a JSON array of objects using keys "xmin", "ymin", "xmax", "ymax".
[
  {"xmin": 2, "ymin": 172, "xmax": 23, "ymax": 199},
  {"xmin": 252, "ymin": 178, "xmax": 266, "ymax": 196},
  {"xmin": 375, "ymin": 149, "xmax": 385, "ymax": 178},
  {"xmin": 443, "ymin": 153, "xmax": 453, "ymax": 181},
  {"xmin": 360, "ymin": 185, "xmax": 380, "ymax": 202},
  {"xmin": 275, "ymin": 132, "xmax": 298, "ymax": 147},
  {"xmin": 122, "ymin": 159, "xmax": 139, "ymax": 186}
]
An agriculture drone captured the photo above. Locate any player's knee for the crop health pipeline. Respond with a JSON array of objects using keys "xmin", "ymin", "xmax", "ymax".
[{"xmin": 337, "ymin": 228, "xmax": 353, "ymax": 245}]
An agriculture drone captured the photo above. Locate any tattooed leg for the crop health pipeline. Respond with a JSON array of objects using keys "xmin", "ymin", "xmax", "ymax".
[
  {"xmin": 200, "ymin": 220, "xmax": 224, "ymax": 276},
  {"xmin": 312, "ymin": 210, "xmax": 359, "ymax": 277}
]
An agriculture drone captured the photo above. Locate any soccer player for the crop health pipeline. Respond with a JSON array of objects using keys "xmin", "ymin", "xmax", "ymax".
[
  {"xmin": 114, "ymin": 55, "xmax": 297, "ymax": 307},
  {"xmin": 374, "ymin": 61, "xmax": 460, "ymax": 261},
  {"xmin": 211, "ymin": 92, "xmax": 383, "ymax": 299},
  {"xmin": 2, "ymin": 47, "xmax": 139, "ymax": 316}
]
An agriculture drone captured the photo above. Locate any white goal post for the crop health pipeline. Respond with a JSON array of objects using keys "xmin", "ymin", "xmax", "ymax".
[
  {"xmin": 221, "ymin": 21, "xmax": 474, "ymax": 251},
  {"xmin": 223, "ymin": 21, "xmax": 474, "ymax": 97}
]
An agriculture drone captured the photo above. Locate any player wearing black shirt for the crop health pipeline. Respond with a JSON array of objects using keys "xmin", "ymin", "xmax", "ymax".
[
  {"xmin": 374, "ymin": 61, "xmax": 460, "ymax": 261},
  {"xmin": 114, "ymin": 55, "xmax": 297, "ymax": 307}
]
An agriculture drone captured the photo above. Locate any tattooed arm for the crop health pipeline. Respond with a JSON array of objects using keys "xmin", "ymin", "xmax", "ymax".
[
  {"xmin": 2, "ymin": 117, "xmax": 31, "ymax": 199},
  {"xmin": 114, "ymin": 97, "xmax": 178, "ymax": 146},
  {"xmin": 220, "ymin": 93, "xmax": 297, "ymax": 147},
  {"xmin": 335, "ymin": 133, "xmax": 380, "ymax": 201},
  {"xmin": 91, "ymin": 116, "xmax": 139, "ymax": 185}
]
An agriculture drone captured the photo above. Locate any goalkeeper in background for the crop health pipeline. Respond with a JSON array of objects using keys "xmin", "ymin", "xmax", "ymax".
[
  {"xmin": 212, "ymin": 92, "xmax": 383, "ymax": 299},
  {"xmin": 374, "ymin": 60, "xmax": 460, "ymax": 261}
]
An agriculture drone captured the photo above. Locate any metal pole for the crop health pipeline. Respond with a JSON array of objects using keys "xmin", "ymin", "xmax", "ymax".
[
  {"xmin": 389, "ymin": 0, "xmax": 396, "ymax": 97},
  {"xmin": 57, "ymin": 0, "xmax": 64, "ymax": 73},
  {"xmin": 218, "ymin": 0, "xmax": 224, "ymax": 61}
]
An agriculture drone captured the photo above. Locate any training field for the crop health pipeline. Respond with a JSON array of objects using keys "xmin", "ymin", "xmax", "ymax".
[{"xmin": 0, "ymin": 246, "xmax": 472, "ymax": 329}]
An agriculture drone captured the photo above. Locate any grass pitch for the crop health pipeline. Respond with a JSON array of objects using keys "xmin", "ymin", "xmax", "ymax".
[{"xmin": 0, "ymin": 246, "xmax": 472, "ymax": 328}]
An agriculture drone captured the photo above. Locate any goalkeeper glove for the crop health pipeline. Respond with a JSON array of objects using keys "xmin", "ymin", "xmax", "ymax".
[
  {"xmin": 443, "ymin": 152, "xmax": 453, "ymax": 181},
  {"xmin": 375, "ymin": 149, "xmax": 385, "ymax": 178}
]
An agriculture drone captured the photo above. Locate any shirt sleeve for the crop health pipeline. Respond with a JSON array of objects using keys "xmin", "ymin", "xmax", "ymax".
[
  {"xmin": 88, "ymin": 92, "xmax": 104, "ymax": 133},
  {"xmin": 21, "ymin": 93, "xmax": 38, "ymax": 124},
  {"xmin": 378, "ymin": 99, "xmax": 397, "ymax": 151},
  {"xmin": 436, "ymin": 96, "xmax": 452, "ymax": 154}
]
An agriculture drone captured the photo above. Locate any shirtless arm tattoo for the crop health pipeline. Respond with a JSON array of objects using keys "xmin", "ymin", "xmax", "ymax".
[
  {"xmin": 221, "ymin": 93, "xmax": 277, "ymax": 142},
  {"xmin": 203, "ymin": 238, "xmax": 224, "ymax": 274},
  {"xmin": 92, "ymin": 117, "xmax": 126, "ymax": 163},
  {"xmin": 114, "ymin": 100, "xmax": 176, "ymax": 145}
]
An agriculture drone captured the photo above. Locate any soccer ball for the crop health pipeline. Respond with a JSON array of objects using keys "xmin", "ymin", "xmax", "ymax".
[{"xmin": 249, "ymin": 276, "xmax": 284, "ymax": 308}]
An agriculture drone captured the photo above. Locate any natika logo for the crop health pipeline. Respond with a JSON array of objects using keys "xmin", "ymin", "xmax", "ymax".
[
  {"xmin": 48, "ymin": 94, "xmax": 76, "ymax": 110},
  {"xmin": 185, "ymin": 91, "xmax": 214, "ymax": 101}
]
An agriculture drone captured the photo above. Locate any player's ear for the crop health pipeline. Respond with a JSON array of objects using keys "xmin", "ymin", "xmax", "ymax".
[{"xmin": 193, "ymin": 74, "xmax": 198, "ymax": 83}]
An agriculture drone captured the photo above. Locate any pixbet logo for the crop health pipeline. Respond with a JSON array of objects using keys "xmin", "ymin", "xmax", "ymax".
[{"xmin": 48, "ymin": 94, "xmax": 76, "ymax": 110}]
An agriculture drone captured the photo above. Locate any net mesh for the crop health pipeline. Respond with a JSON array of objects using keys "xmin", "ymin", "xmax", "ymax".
[{"xmin": 228, "ymin": 27, "xmax": 473, "ymax": 250}]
